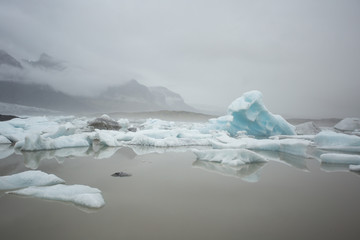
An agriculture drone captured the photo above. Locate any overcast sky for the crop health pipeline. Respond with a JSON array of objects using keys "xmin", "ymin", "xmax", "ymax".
[{"xmin": 0, "ymin": 0, "xmax": 359, "ymax": 118}]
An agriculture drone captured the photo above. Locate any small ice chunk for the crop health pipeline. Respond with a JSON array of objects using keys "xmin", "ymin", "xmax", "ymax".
[
  {"xmin": 193, "ymin": 149, "xmax": 267, "ymax": 166},
  {"xmin": 349, "ymin": 164, "xmax": 360, "ymax": 171},
  {"xmin": 334, "ymin": 118, "xmax": 360, "ymax": 132},
  {"xmin": 7, "ymin": 184, "xmax": 105, "ymax": 209},
  {"xmin": 295, "ymin": 121, "xmax": 320, "ymax": 135},
  {"xmin": 0, "ymin": 170, "xmax": 65, "ymax": 190},
  {"xmin": 320, "ymin": 153, "xmax": 360, "ymax": 165}
]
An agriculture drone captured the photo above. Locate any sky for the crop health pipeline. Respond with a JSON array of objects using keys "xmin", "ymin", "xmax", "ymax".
[{"xmin": 0, "ymin": 0, "xmax": 359, "ymax": 118}]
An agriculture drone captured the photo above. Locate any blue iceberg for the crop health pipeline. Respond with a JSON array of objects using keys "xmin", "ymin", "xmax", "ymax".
[{"xmin": 210, "ymin": 91, "xmax": 296, "ymax": 137}]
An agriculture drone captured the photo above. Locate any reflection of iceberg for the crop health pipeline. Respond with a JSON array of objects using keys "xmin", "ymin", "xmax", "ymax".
[
  {"xmin": 193, "ymin": 160, "xmax": 266, "ymax": 182},
  {"xmin": 128, "ymin": 145, "xmax": 193, "ymax": 156},
  {"xmin": 0, "ymin": 170, "xmax": 65, "ymax": 191},
  {"xmin": 21, "ymin": 147, "xmax": 90, "ymax": 169},
  {"xmin": 193, "ymin": 149, "xmax": 267, "ymax": 166},
  {"xmin": 253, "ymin": 150, "xmax": 309, "ymax": 171},
  {"xmin": 7, "ymin": 184, "xmax": 105, "ymax": 210},
  {"xmin": 19, "ymin": 146, "xmax": 126, "ymax": 170},
  {"xmin": 320, "ymin": 163, "xmax": 351, "ymax": 173}
]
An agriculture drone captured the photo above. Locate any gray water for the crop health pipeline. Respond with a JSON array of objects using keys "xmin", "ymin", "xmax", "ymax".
[{"xmin": 1, "ymin": 147, "xmax": 360, "ymax": 240}]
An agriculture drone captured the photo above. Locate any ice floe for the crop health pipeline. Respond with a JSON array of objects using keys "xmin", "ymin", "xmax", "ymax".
[
  {"xmin": 349, "ymin": 165, "xmax": 360, "ymax": 171},
  {"xmin": 334, "ymin": 118, "xmax": 360, "ymax": 132},
  {"xmin": 314, "ymin": 131, "xmax": 360, "ymax": 152},
  {"xmin": 0, "ymin": 135, "xmax": 11, "ymax": 144},
  {"xmin": 320, "ymin": 153, "xmax": 360, "ymax": 165},
  {"xmin": 0, "ymin": 170, "xmax": 65, "ymax": 190},
  {"xmin": 8, "ymin": 184, "xmax": 105, "ymax": 209},
  {"xmin": 295, "ymin": 121, "xmax": 321, "ymax": 135},
  {"xmin": 210, "ymin": 135, "xmax": 310, "ymax": 157}
]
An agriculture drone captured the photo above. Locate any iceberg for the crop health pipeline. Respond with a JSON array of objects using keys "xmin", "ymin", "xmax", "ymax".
[
  {"xmin": 295, "ymin": 121, "xmax": 320, "ymax": 135},
  {"xmin": 334, "ymin": 118, "xmax": 360, "ymax": 132},
  {"xmin": 0, "ymin": 135, "xmax": 11, "ymax": 144},
  {"xmin": 7, "ymin": 184, "xmax": 105, "ymax": 209},
  {"xmin": 314, "ymin": 131, "xmax": 360, "ymax": 152},
  {"xmin": 0, "ymin": 170, "xmax": 65, "ymax": 190},
  {"xmin": 211, "ymin": 136, "xmax": 310, "ymax": 157},
  {"xmin": 15, "ymin": 133, "xmax": 92, "ymax": 151},
  {"xmin": 193, "ymin": 149, "xmax": 267, "ymax": 166},
  {"xmin": 217, "ymin": 91, "xmax": 296, "ymax": 137},
  {"xmin": 349, "ymin": 165, "xmax": 360, "ymax": 171},
  {"xmin": 320, "ymin": 153, "xmax": 360, "ymax": 165}
]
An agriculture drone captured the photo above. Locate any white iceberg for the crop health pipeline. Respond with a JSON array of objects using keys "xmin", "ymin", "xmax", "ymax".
[
  {"xmin": 7, "ymin": 184, "xmax": 105, "ymax": 209},
  {"xmin": 15, "ymin": 133, "xmax": 92, "ymax": 151},
  {"xmin": 0, "ymin": 170, "xmax": 65, "ymax": 190},
  {"xmin": 208, "ymin": 91, "xmax": 296, "ymax": 137},
  {"xmin": 193, "ymin": 149, "xmax": 267, "ymax": 166},
  {"xmin": 334, "ymin": 118, "xmax": 360, "ymax": 132},
  {"xmin": 211, "ymin": 136, "xmax": 310, "ymax": 157},
  {"xmin": 314, "ymin": 131, "xmax": 360, "ymax": 152},
  {"xmin": 349, "ymin": 165, "xmax": 360, "ymax": 171},
  {"xmin": 0, "ymin": 135, "xmax": 11, "ymax": 144},
  {"xmin": 295, "ymin": 121, "xmax": 320, "ymax": 135},
  {"xmin": 320, "ymin": 153, "xmax": 360, "ymax": 165}
]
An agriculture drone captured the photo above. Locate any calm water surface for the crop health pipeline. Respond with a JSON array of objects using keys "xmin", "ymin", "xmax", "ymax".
[{"xmin": 1, "ymin": 147, "xmax": 360, "ymax": 240}]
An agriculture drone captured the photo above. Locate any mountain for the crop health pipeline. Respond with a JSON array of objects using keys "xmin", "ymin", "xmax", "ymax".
[
  {"xmin": 23, "ymin": 53, "xmax": 66, "ymax": 70},
  {"xmin": 0, "ymin": 81, "xmax": 93, "ymax": 112},
  {"xmin": 149, "ymin": 86, "xmax": 195, "ymax": 111},
  {"xmin": 0, "ymin": 50, "xmax": 23, "ymax": 69},
  {"xmin": 0, "ymin": 50, "xmax": 197, "ymax": 114},
  {"xmin": 100, "ymin": 80, "xmax": 195, "ymax": 112}
]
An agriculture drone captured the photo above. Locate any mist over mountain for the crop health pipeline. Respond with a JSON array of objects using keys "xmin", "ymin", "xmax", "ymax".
[
  {"xmin": 0, "ymin": 50, "xmax": 23, "ymax": 69},
  {"xmin": 0, "ymin": 50, "xmax": 196, "ymax": 114},
  {"xmin": 23, "ymin": 53, "xmax": 66, "ymax": 71}
]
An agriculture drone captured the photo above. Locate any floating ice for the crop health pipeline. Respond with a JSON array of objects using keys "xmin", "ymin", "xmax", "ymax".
[
  {"xmin": 15, "ymin": 133, "xmax": 92, "ymax": 151},
  {"xmin": 7, "ymin": 184, "xmax": 105, "ymax": 209},
  {"xmin": 349, "ymin": 165, "xmax": 360, "ymax": 171},
  {"xmin": 0, "ymin": 170, "xmax": 65, "ymax": 190},
  {"xmin": 314, "ymin": 131, "xmax": 360, "ymax": 152},
  {"xmin": 193, "ymin": 149, "xmax": 267, "ymax": 166},
  {"xmin": 211, "ymin": 136, "xmax": 310, "ymax": 157},
  {"xmin": 213, "ymin": 91, "xmax": 296, "ymax": 137},
  {"xmin": 128, "ymin": 134, "xmax": 210, "ymax": 147},
  {"xmin": 334, "ymin": 118, "xmax": 360, "ymax": 132},
  {"xmin": 295, "ymin": 121, "xmax": 320, "ymax": 135},
  {"xmin": 320, "ymin": 153, "xmax": 360, "ymax": 165},
  {"xmin": 0, "ymin": 135, "xmax": 11, "ymax": 144}
]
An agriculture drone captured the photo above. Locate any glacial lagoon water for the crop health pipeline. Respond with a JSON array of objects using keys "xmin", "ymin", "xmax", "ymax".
[{"xmin": 1, "ymin": 145, "xmax": 360, "ymax": 240}]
